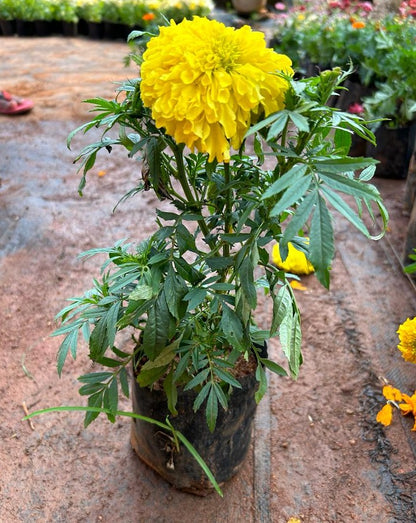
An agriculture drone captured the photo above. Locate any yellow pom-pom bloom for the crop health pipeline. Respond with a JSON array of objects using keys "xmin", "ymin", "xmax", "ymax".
[
  {"xmin": 272, "ymin": 241, "xmax": 315, "ymax": 275},
  {"xmin": 140, "ymin": 17, "xmax": 293, "ymax": 162},
  {"xmin": 397, "ymin": 317, "xmax": 416, "ymax": 363}
]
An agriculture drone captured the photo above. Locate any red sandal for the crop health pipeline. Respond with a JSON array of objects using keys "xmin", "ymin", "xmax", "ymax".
[{"xmin": 0, "ymin": 91, "xmax": 34, "ymax": 115}]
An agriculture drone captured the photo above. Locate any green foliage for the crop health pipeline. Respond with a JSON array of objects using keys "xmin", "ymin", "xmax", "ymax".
[
  {"xmin": 273, "ymin": 14, "xmax": 416, "ymax": 127},
  {"xmin": 56, "ymin": 66, "xmax": 387, "ymax": 435}
]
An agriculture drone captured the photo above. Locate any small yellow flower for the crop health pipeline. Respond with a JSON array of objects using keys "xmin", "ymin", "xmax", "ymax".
[
  {"xmin": 140, "ymin": 17, "xmax": 293, "ymax": 163},
  {"xmin": 272, "ymin": 241, "xmax": 314, "ymax": 275},
  {"xmin": 397, "ymin": 317, "xmax": 416, "ymax": 363}
]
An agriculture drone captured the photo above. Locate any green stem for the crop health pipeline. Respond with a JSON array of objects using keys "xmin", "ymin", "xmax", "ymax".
[
  {"xmin": 223, "ymin": 162, "xmax": 232, "ymax": 261},
  {"xmin": 172, "ymin": 143, "xmax": 214, "ymax": 247}
]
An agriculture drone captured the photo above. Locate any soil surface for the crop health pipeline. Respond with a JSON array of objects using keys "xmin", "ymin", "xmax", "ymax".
[{"xmin": 1, "ymin": 34, "xmax": 416, "ymax": 523}]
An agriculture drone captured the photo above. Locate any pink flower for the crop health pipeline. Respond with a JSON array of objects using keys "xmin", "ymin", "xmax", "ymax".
[
  {"xmin": 348, "ymin": 102, "xmax": 365, "ymax": 114},
  {"xmin": 275, "ymin": 2, "xmax": 286, "ymax": 10}
]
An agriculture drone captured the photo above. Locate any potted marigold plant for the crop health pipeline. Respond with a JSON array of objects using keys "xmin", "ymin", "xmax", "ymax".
[{"xmin": 33, "ymin": 17, "xmax": 388, "ymax": 495}]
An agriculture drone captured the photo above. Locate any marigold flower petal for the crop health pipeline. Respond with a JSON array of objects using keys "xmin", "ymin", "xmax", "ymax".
[
  {"xmin": 382, "ymin": 384, "xmax": 403, "ymax": 402},
  {"xmin": 397, "ymin": 317, "xmax": 416, "ymax": 363},
  {"xmin": 376, "ymin": 403, "xmax": 393, "ymax": 426},
  {"xmin": 140, "ymin": 17, "xmax": 293, "ymax": 162}
]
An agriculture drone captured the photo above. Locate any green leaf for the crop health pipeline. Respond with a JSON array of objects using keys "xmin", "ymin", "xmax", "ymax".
[
  {"xmin": 89, "ymin": 316, "xmax": 109, "ymax": 361},
  {"xmin": 315, "ymin": 157, "xmax": 377, "ymax": 174},
  {"xmin": 220, "ymin": 304, "xmax": 244, "ymax": 350},
  {"xmin": 279, "ymin": 312, "xmax": 302, "ymax": 379},
  {"xmin": 193, "ymin": 382, "xmax": 211, "ymax": 412},
  {"xmin": 184, "ymin": 288, "xmax": 207, "ymax": 311},
  {"xmin": 271, "ymin": 284, "xmax": 292, "ymax": 337},
  {"xmin": 214, "ymin": 367, "xmax": 242, "ymax": 388},
  {"xmin": 84, "ymin": 391, "xmax": 103, "ymax": 427},
  {"xmin": 103, "ymin": 378, "xmax": 118, "ymax": 421},
  {"xmin": 141, "ymin": 293, "xmax": 173, "ymax": 360},
  {"xmin": 164, "ymin": 266, "xmax": 188, "ymax": 320},
  {"xmin": 136, "ymin": 365, "xmax": 167, "ymax": 387},
  {"xmin": 140, "ymin": 339, "xmax": 179, "ymax": 371},
  {"xmin": 270, "ymin": 175, "xmax": 312, "ymax": 217},
  {"xmin": 309, "ymin": 195, "xmax": 335, "ymax": 289},
  {"xmin": 255, "ymin": 364, "xmax": 268, "ymax": 403},
  {"xmin": 119, "ymin": 367, "xmax": 130, "ymax": 398},
  {"xmin": 319, "ymin": 171, "xmax": 380, "ymax": 200},
  {"xmin": 320, "ymin": 185, "xmax": 369, "ymax": 237},
  {"xmin": 176, "ymin": 223, "xmax": 197, "ymax": 255},
  {"xmin": 262, "ymin": 164, "xmax": 308, "ymax": 201},
  {"xmin": 163, "ymin": 371, "xmax": 178, "ymax": 416},
  {"xmin": 282, "ymin": 191, "xmax": 317, "ymax": 246},
  {"xmin": 260, "ymin": 358, "xmax": 287, "ymax": 376},
  {"xmin": 57, "ymin": 329, "xmax": 79, "ymax": 376},
  {"xmin": 287, "ymin": 111, "xmax": 309, "ymax": 132},
  {"xmin": 206, "ymin": 386, "xmax": 219, "ymax": 432},
  {"xmin": 266, "ymin": 112, "xmax": 290, "ymax": 140},
  {"xmin": 78, "ymin": 371, "xmax": 113, "ymax": 384},
  {"xmin": 184, "ymin": 368, "xmax": 210, "ymax": 391},
  {"xmin": 213, "ymin": 382, "xmax": 229, "ymax": 410},
  {"xmin": 129, "ymin": 284, "xmax": 154, "ymax": 301},
  {"xmin": 239, "ymin": 256, "xmax": 257, "ymax": 310}
]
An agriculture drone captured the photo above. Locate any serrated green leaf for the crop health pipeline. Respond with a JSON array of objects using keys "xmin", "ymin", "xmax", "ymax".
[
  {"xmin": 141, "ymin": 339, "xmax": 179, "ymax": 371},
  {"xmin": 78, "ymin": 371, "xmax": 113, "ymax": 384},
  {"xmin": 89, "ymin": 316, "xmax": 109, "ymax": 361},
  {"xmin": 316, "ymin": 157, "xmax": 377, "ymax": 174},
  {"xmin": 184, "ymin": 368, "xmax": 210, "ymax": 391},
  {"xmin": 129, "ymin": 284, "xmax": 154, "ymax": 301},
  {"xmin": 320, "ymin": 185, "xmax": 369, "ymax": 237},
  {"xmin": 119, "ymin": 366, "xmax": 130, "ymax": 397},
  {"xmin": 213, "ymin": 382, "xmax": 229, "ymax": 410},
  {"xmin": 141, "ymin": 292, "xmax": 172, "ymax": 359},
  {"xmin": 84, "ymin": 391, "xmax": 103, "ymax": 427},
  {"xmin": 260, "ymin": 358, "xmax": 287, "ymax": 376},
  {"xmin": 214, "ymin": 367, "xmax": 242, "ymax": 388},
  {"xmin": 206, "ymin": 386, "xmax": 219, "ymax": 432},
  {"xmin": 104, "ymin": 378, "xmax": 118, "ymax": 419},
  {"xmin": 288, "ymin": 111, "xmax": 309, "ymax": 132},
  {"xmin": 255, "ymin": 364, "xmax": 268, "ymax": 403},
  {"xmin": 239, "ymin": 256, "xmax": 257, "ymax": 310},
  {"xmin": 270, "ymin": 175, "xmax": 312, "ymax": 217},
  {"xmin": 136, "ymin": 365, "xmax": 167, "ymax": 387},
  {"xmin": 279, "ymin": 312, "xmax": 302, "ymax": 379},
  {"xmin": 271, "ymin": 284, "xmax": 292, "ymax": 337},
  {"xmin": 282, "ymin": 190, "xmax": 318, "ymax": 246},
  {"xmin": 57, "ymin": 329, "xmax": 79, "ymax": 376},
  {"xmin": 78, "ymin": 383, "xmax": 103, "ymax": 396},
  {"xmin": 220, "ymin": 304, "xmax": 244, "ymax": 350},
  {"xmin": 163, "ymin": 371, "xmax": 178, "ymax": 416},
  {"xmin": 309, "ymin": 195, "xmax": 334, "ymax": 288},
  {"xmin": 184, "ymin": 288, "xmax": 207, "ymax": 311},
  {"xmin": 193, "ymin": 382, "xmax": 211, "ymax": 412},
  {"xmin": 262, "ymin": 164, "xmax": 308, "ymax": 201}
]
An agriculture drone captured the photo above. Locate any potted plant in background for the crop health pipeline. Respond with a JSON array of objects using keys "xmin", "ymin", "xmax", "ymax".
[{"xmin": 30, "ymin": 17, "xmax": 388, "ymax": 496}]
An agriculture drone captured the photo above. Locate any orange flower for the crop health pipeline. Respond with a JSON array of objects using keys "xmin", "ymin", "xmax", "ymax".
[
  {"xmin": 352, "ymin": 21, "xmax": 366, "ymax": 29},
  {"xmin": 382, "ymin": 384, "xmax": 403, "ymax": 402},
  {"xmin": 142, "ymin": 12, "xmax": 156, "ymax": 21},
  {"xmin": 399, "ymin": 392, "xmax": 416, "ymax": 430},
  {"xmin": 376, "ymin": 403, "xmax": 394, "ymax": 426}
]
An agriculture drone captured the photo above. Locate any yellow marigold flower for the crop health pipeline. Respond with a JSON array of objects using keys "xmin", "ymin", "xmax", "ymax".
[
  {"xmin": 272, "ymin": 241, "xmax": 315, "ymax": 275},
  {"xmin": 397, "ymin": 317, "xmax": 416, "ymax": 363},
  {"xmin": 140, "ymin": 17, "xmax": 293, "ymax": 162},
  {"xmin": 376, "ymin": 403, "xmax": 393, "ymax": 426}
]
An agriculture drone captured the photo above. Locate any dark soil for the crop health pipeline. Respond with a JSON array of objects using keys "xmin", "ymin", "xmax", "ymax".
[{"xmin": 1, "ymin": 36, "xmax": 416, "ymax": 522}]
